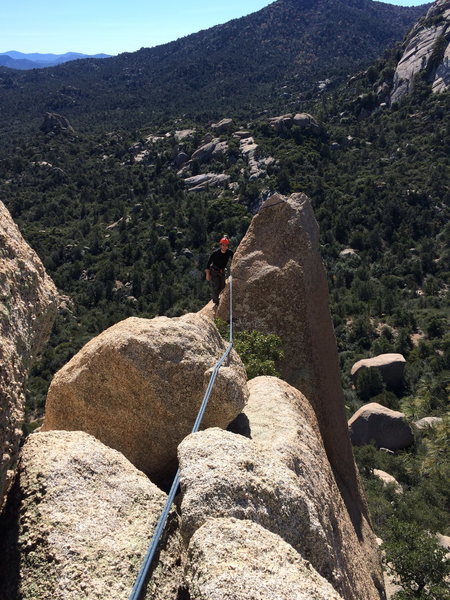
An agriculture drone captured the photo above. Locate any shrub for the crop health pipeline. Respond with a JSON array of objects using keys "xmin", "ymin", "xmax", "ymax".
[
  {"xmin": 215, "ymin": 319, "xmax": 284, "ymax": 380},
  {"xmin": 382, "ymin": 517, "xmax": 450, "ymax": 600}
]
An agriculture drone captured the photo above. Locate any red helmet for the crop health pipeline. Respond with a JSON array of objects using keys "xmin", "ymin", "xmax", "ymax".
[{"xmin": 219, "ymin": 237, "xmax": 230, "ymax": 245}]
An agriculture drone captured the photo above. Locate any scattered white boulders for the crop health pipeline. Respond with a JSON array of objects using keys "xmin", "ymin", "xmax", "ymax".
[
  {"xmin": 413, "ymin": 416, "xmax": 443, "ymax": 430},
  {"xmin": 373, "ymin": 469, "xmax": 403, "ymax": 494}
]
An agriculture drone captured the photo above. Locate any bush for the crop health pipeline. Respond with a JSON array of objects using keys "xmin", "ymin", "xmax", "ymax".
[
  {"xmin": 382, "ymin": 517, "xmax": 450, "ymax": 600},
  {"xmin": 215, "ymin": 319, "xmax": 284, "ymax": 380}
]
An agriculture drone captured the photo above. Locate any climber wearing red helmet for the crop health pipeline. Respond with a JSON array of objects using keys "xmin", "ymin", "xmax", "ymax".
[{"xmin": 205, "ymin": 236, "xmax": 233, "ymax": 308}]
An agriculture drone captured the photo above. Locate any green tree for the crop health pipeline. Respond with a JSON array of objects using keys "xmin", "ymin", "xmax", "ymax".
[
  {"xmin": 215, "ymin": 320, "xmax": 284, "ymax": 380},
  {"xmin": 382, "ymin": 518, "xmax": 450, "ymax": 600}
]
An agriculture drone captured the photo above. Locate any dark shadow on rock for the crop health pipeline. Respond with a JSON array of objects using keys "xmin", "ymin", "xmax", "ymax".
[
  {"xmin": 227, "ymin": 412, "xmax": 252, "ymax": 438},
  {"xmin": 176, "ymin": 586, "xmax": 191, "ymax": 600},
  {"xmin": 0, "ymin": 475, "xmax": 21, "ymax": 600}
]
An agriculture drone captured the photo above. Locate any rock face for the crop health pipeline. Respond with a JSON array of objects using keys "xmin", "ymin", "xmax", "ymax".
[
  {"xmin": 0, "ymin": 201, "xmax": 58, "ymax": 509},
  {"xmin": 43, "ymin": 313, "xmax": 247, "ymax": 486},
  {"xmin": 186, "ymin": 518, "xmax": 344, "ymax": 600},
  {"xmin": 391, "ymin": 0, "xmax": 450, "ymax": 103},
  {"xmin": 351, "ymin": 353, "xmax": 406, "ymax": 390},
  {"xmin": 224, "ymin": 377, "xmax": 384, "ymax": 600},
  {"xmin": 183, "ymin": 172, "xmax": 230, "ymax": 192},
  {"xmin": 179, "ymin": 428, "xmax": 332, "ymax": 578},
  {"xmin": 349, "ymin": 402, "xmax": 414, "ymax": 450},
  {"xmin": 293, "ymin": 112, "xmax": 320, "ymax": 130},
  {"xmin": 211, "ymin": 118, "xmax": 233, "ymax": 132},
  {"xmin": 216, "ymin": 193, "xmax": 367, "ymax": 547},
  {"xmin": 40, "ymin": 112, "xmax": 74, "ymax": 134},
  {"xmin": 0, "ymin": 431, "xmax": 182, "ymax": 600}
]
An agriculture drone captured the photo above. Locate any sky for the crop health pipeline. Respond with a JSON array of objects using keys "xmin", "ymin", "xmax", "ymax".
[{"xmin": 0, "ymin": 0, "xmax": 430, "ymax": 56}]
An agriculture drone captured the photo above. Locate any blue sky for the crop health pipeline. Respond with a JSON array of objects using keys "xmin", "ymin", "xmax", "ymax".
[{"xmin": 0, "ymin": 0, "xmax": 430, "ymax": 56}]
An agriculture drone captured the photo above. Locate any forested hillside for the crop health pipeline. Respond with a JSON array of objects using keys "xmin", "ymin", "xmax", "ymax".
[{"xmin": 0, "ymin": 0, "xmax": 426, "ymax": 144}]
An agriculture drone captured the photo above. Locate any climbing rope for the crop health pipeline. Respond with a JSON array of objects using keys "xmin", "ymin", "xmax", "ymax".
[{"xmin": 129, "ymin": 276, "xmax": 233, "ymax": 600}]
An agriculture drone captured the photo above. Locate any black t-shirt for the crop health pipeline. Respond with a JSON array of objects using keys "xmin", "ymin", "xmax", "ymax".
[{"xmin": 206, "ymin": 248, "xmax": 233, "ymax": 270}]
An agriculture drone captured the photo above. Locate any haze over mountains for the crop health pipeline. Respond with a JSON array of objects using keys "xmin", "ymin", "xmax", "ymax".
[
  {"xmin": 0, "ymin": 51, "xmax": 111, "ymax": 70},
  {"xmin": 0, "ymin": 0, "xmax": 428, "ymax": 140}
]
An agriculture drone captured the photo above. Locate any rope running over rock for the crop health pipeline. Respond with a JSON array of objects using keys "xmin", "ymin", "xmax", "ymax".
[{"xmin": 129, "ymin": 276, "xmax": 234, "ymax": 600}]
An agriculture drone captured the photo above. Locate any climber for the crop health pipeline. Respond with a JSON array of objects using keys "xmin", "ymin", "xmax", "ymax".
[{"xmin": 205, "ymin": 236, "xmax": 233, "ymax": 308}]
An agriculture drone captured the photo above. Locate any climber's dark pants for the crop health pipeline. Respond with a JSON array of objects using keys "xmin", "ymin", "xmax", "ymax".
[{"xmin": 210, "ymin": 269, "xmax": 225, "ymax": 305}]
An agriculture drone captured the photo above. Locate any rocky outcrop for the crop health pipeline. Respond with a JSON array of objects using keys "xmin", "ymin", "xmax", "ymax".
[
  {"xmin": 40, "ymin": 112, "xmax": 74, "ymax": 134},
  {"xmin": 0, "ymin": 201, "xmax": 58, "ymax": 510},
  {"xmin": 191, "ymin": 141, "xmax": 216, "ymax": 163},
  {"xmin": 216, "ymin": 193, "xmax": 369, "ymax": 546},
  {"xmin": 391, "ymin": 0, "xmax": 450, "ymax": 103},
  {"xmin": 269, "ymin": 113, "xmax": 295, "ymax": 129},
  {"xmin": 190, "ymin": 138, "xmax": 228, "ymax": 164},
  {"xmin": 186, "ymin": 518, "xmax": 344, "ymax": 600},
  {"xmin": 237, "ymin": 135, "xmax": 272, "ymax": 180},
  {"xmin": 174, "ymin": 151, "xmax": 189, "ymax": 168},
  {"xmin": 269, "ymin": 112, "xmax": 320, "ymax": 132},
  {"xmin": 42, "ymin": 313, "xmax": 247, "ymax": 486},
  {"xmin": 0, "ymin": 431, "xmax": 182, "ymax": 600},
  {"xmin": 232, "ymin": 130, "xmax": 251, "ymax": 139},
  {"xmin": 349, "ymin": 402, "xmax": 414, "ymax": 450},
  {"xmin": 373, "ymin": 469, "xmax": 403, "ymax": 494},
  {"xmin": 414, "ymin": 416, "xmax": 443, "ymax": 429},
  {"xmin": 174, "ymin": 129, "xmax": 195, "ymax": 141},
  {"xmin": 293, "ymin": 112, "xmax": 320, "ymax": 130},
  {"xmin": 437, "ymin": 533, "xmax": 450, "ymax": 554},
  {"xmin": 351, "ymin": 353, "xmax": 406, "ymax": 390},
  {"xmin": 183, "ymin": 173, "xmax": 230, "ymax": 192},
  {"xmin": 211, "ymin": 118, "xmax": 233, "ymax": 132},
  {"xmin": 225, "ymin": 377, "xmax": 384, "ymax": 600}
]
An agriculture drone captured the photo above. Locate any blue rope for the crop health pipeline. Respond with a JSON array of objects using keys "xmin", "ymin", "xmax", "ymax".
[{"xmin": 129, "ymin": 276, "xmax": 234, "ymax": 600}]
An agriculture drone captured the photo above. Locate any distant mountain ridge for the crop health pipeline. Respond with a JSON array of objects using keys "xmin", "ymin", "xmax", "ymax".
[
  {"xmin": 0, "ymin": 0, "xmax": 429, "ymax": 140},
  {"xmin": 0, "ymin": 51, "xmax": 111, "ymax": 70}
]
